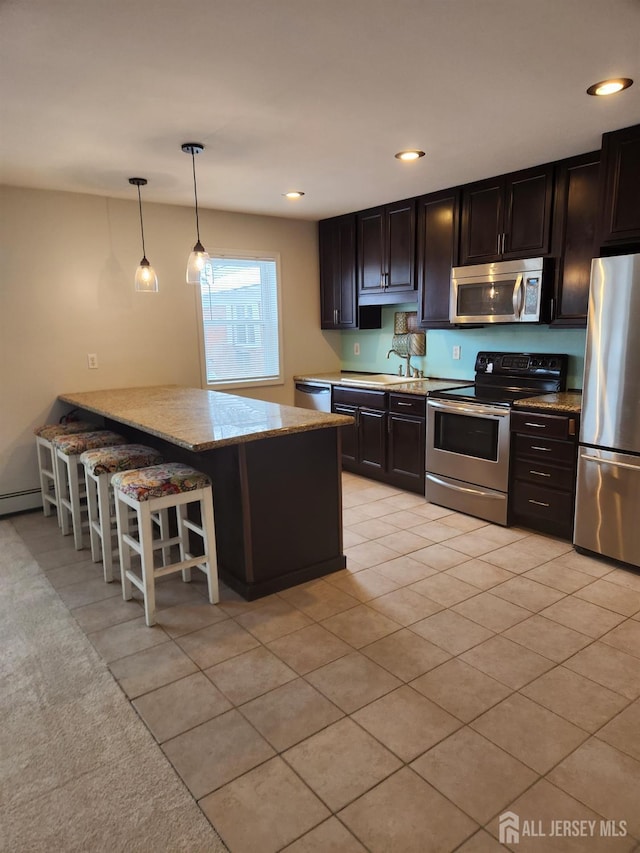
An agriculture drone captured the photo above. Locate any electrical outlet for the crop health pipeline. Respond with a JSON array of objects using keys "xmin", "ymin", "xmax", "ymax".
[
  {"xmin": 353, "ymin": 342, "xmax": 360, "ymax": 356},
  {"xmin": 452, "ymin": 345, "xmax": 461, "ymax": 360},
  {"xmin": 87, "ymin": 353, "xmax": 98, "ymax": 369}
]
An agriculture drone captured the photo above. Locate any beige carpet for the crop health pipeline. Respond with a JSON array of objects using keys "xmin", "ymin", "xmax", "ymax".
[{"xmin": 0, "ymin": 518, "xmax": 228, "ymax": 853}]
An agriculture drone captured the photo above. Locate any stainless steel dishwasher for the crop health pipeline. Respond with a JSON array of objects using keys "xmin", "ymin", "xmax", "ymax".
[{"xmin": 294, "ymin": 381, "xmax": 332, "ymax": 412}]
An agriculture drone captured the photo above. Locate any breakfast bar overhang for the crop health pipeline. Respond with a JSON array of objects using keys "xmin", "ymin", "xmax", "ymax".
[{"xmin": 58, "ymin": 385, "xmax": 353, "ymax": 599}]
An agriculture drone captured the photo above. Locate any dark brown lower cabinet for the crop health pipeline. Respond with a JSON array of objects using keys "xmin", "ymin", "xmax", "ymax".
[
  {"xmin": 509, "ymin": 410, "xmax": 579, "ymax": 540},
  {"xmin": 332, "ymin": 387, "xmax": 426, "ymax": 494}
]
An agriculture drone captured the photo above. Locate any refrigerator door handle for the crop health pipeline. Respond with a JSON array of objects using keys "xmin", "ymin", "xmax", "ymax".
[{"xmin": 580, "ymin": 453, "xmax": 640, "ymax": 472}]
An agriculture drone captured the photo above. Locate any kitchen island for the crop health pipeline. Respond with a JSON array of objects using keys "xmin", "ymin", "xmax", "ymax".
[{"xmin": 58, "ymin": 385, "xmax": 353, "ymax": 599}]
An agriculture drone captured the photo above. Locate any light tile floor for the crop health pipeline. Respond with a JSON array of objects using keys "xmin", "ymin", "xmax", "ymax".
[{"xmin": 11, "ymin": 472, "xmax": 640, "ymax": 853}]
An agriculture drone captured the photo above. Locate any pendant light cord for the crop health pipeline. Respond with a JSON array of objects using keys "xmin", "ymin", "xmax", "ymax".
[
  {"xmin": 191, "ymin": 149, "xmax": 202, "ymax": 243},
  {"xmin": 136, "ymin": 183, "xmax": 147, "ymax": 258}
]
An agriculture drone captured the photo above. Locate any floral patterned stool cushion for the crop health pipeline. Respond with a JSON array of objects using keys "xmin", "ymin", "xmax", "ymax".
[
  {"xmin": 52, "ymin": 430, "xmax": 128, "ymax": 457},
  {"xmin": 80, "ymin": 444, "xmax": 163, "ymax": 476},
  {"xmin": 34, "ymin": 421, "xmax": 97, "ymax": 440},
  {"xmin": 112, "ymin": 463, "xmax": 211, "ymax": 502}
]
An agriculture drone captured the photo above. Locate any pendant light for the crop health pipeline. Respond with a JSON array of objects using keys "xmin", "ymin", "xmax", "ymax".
[
  {"xmin": 182, "ymin": 142, "xmax": 209, "ymax": 284},
  {"xmin": 129, "ymin": 178, "xmax": 158, "ymax": 293}
]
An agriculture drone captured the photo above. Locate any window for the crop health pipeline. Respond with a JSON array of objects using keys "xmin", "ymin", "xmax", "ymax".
[{"xmin": 197, "ymin": 252, "xmax": 282, "ymax": 388}]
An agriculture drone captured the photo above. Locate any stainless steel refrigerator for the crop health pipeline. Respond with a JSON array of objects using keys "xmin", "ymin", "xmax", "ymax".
[{"xmin": 574, "ymin": 253, "xmax": 640, "ymax": 569}]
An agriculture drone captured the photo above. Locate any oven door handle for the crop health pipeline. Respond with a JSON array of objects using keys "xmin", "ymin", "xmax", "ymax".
[
  {"xmin": 427, "ymin": 399, "xmax": 510, "ymax": 418},
  {"xmin": 426, "ymin": 474, "xmax": 505, "ymax": 499}
]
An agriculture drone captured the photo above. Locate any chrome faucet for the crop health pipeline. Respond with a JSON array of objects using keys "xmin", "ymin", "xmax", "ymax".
[{"xmin": 387, "ymin": 348, "xmax": 411, "ymax": 377}]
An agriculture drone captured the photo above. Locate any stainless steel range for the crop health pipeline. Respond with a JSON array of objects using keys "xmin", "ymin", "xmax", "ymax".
[{"xmin": 426, "ymin": 351, "xmax": 568, "ymax": 525}]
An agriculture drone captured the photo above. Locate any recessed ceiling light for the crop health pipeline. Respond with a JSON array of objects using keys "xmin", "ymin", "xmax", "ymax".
[
  {"xmin": 395, "ymin": 150, "xmax": 425, "ymax": 161},
  {"xmin": 587, "ymin": 78, "xmax": 633, "ymax": 96},
  {"xmin": 283, "ymin": 191, "xmax": 305, "ymax": 199}
]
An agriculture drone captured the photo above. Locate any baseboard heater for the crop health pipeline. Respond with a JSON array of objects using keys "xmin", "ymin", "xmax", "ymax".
[{"xmin": 0, "ymin": 488, "xmax": 42, "ymax": 517}]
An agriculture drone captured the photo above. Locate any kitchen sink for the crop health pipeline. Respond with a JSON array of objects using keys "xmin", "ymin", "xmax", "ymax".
[{"xmin": 338, "ymin": 373, "xmax": 426, "ymax": 387}]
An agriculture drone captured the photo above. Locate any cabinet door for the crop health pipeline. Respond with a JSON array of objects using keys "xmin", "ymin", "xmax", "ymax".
[
  {"xmin": 333, "ymin": 402, "xmax": 357, "ymax": 464},
  {"xmin": 359, "ymin": 408, "xmax": 386, "ymax": 472},
  {"xmin": 387, "ymin": 412, "xmax": 425, "ymax": 490},
  {"xmin": 357, "ymin": 208, "xmax": 385, "ymax": 294},
  {"xmin": 319, "ymin": 215, "xmax": 357, "ymax": 329},
  {"xmin": 386, "ymin": 199, "xmax": 416, "ymax": 291},
  {"xmin": 417, "ymin": 188, "xmax": 460, "ymax": 328},
  {"xmin": 460, "ymin": 178, "xmax": 503, "ymax": 264},
  {"xmin": 503, "ymin": 164, "xmax": 554, "ymax": 259},
  {"xmin": 599, "ymin": 123, "xmax": 640, "ymax": 247},
  {"xmin": 551, "ymin": 152, "xmax": 600, "ymax": 326}
]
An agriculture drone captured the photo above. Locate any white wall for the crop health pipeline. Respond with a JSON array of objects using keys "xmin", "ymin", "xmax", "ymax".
[{"xmin": 0, "ymin": 185, "xmax": 341, "ymax": 515}]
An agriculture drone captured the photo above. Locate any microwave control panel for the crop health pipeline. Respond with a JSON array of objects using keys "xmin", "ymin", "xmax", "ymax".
[{"xmin": 524, "ymin": 277, "xmax": 540, "ymax": 315}]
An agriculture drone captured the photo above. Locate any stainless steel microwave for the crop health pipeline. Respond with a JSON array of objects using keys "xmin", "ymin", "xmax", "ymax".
[{"xmin": 450, "ymin": 257, "xmax": 545, "ymax": 324}]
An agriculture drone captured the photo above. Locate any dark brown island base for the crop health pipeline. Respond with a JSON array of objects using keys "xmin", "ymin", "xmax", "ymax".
[{"xmin": 58, "ymin": 385, "xmax": 353, "ymax": 600}]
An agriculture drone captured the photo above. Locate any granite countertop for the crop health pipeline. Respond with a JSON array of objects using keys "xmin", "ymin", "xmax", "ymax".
[
  {"xmin": 294, "ymin": 372, "xmax": 472, "ymax": 396},
  {"xmin": 58, "ymin": 385, "xmax": 353, "ymax": 452},
  {"xmin": 513, "ymin": 391, "xmax": 582, "ymax": 414}
]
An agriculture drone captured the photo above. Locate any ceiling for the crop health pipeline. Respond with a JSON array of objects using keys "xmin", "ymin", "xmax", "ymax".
[{"xmin": 1, "ymin": 0, "xmax": 639, "ymax": 221}]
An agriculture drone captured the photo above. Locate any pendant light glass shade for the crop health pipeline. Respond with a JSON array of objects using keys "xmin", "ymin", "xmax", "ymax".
[
  {"xmin": 134, "ymin": 257, "xmax": 159, "ymax": 292},
  {"xmin": 186, "ymin": 240, "xmax": 208, "ymax": 284},
  {"xmin": 129, "ymin": 178, "xmax": 158, "ymax": 293},
  {"xmin": 182, "ymin": 143, "xmax": 209, "ymax": 284}
]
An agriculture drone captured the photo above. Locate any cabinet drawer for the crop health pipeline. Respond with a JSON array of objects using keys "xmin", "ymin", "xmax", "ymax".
[
  {"xmin": 333, "ymin": 386, "xmax": 387, "ymax": 410},
  {"xmin": 514, "ymin": 434, "xmax": 577, "ymax": 465},
  {"xmin": 512, "ymin": 482, "xmax": 574, "ymax": 524},
  {"xmin": 513, "ymin": 458, "xmax": 575, "ymax": 491},
  {"xmin": 389, "ymin": 393, "xmax": 426, "ymax": 417},
  {"xmin": 511, "ymin": 410, "xmax": 577, "ymax": 440}
]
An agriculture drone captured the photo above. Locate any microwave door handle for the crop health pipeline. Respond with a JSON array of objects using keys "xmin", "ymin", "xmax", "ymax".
[{"xmin": 512, "ymin": 274, "xmax": 523, "ymax": 318}]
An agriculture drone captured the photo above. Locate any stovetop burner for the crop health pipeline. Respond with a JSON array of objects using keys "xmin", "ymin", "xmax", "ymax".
[{"xmin": 431, "ymin": 351, "xmax": 569, "ymax": 407}]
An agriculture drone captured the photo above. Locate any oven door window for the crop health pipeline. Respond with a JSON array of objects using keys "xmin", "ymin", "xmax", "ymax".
[
  {"xmin": 457, "ymin": 280, "xmax": 517, "ymax": 317},
  {"xmin": 434, "ymin": 411, "xmax": 499, "ymax": 461}
]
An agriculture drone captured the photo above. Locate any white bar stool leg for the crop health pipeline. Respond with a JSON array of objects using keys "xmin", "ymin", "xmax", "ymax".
[
  {"xmin": 36, "ymin": 437, "xmax": 57, "ymax": 519},
  {"xmin": 138, "ymin": 502, "xmax": 157, "ymax": 627},
  {"xmin": 115, "ymin": 490, "xmax": 134, "ymax": 601},
  {"xmin": 176, "ymin": 503, "xmax": 192, "ymax": 583},
  {"xmin": 55, "ymin": 450, "xmax": 73, "ymax": 538},
  {"xmin": 85, "ymin": 468, "xmax": 102, "ymax": 564},
  {"xmin": 96, "ymin": 472, "xmax": 115, "ymax": 582}
]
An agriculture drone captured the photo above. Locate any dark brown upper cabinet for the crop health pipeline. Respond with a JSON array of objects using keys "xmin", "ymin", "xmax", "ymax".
[
  {"xmin": 416, "ymin": 187, "xmax": 460, "ymax": 328},
  {"xmin": 460, "ymin": 164, "xmax": 554, "ymax": 265},
  {"xmin": 319, "ymin": 214, "xmax": 357, "ymax": 329},
  {"xmin": 319, "ymin": 214, "xmax": 381, "ymax": 330},
  {"xmin": 357, "ymin": 199, "xmax": 417, "ymax": 304},
  {"xmin": 598, "ymin": 123, "xmax": 640, "ymax": 249},
  {"xmin": 550, "ymin": 151, "xmax": 601, "ymax": 327}
]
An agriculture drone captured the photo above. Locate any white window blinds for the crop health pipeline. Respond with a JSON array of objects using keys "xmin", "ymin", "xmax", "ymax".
[{"xmin": 198, "ymin": 254, "xmax": 282, "ymax": 386}]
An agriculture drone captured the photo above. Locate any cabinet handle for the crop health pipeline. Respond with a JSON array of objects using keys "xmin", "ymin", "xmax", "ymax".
[
  {"xmin": 397, "ymin": 401, "xmax": 412, "ymax": 407},
  {"xmin": 529, "ymin": 469, "xmax": 551, "ymax": 477},
  {"xmin": 497, "ymin": 233, "xmax": 501, "ymax": 255},
  {"xmin": 568, "ymin": 418, "xmax": 576, "ymax": 436},
  {"xmin": 528, "ymin": 499, "xmax": 551, "ymax": 508},
  {"xmin": 501, "ymin": 233, "xmax": 507, "ymax": 254},
  {"xmin": 524, "ymin": 422, "xmax": 547, "ymax": 429},
  {"xmin": 387, "ymin": 417, "xmax": 392, "ymax": 434},
  {"xmin": 531, "ymin": 445, "xmax": 552, "ymax": 452}
]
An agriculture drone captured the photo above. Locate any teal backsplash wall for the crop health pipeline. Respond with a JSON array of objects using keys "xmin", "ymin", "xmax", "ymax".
[{"xmin": 340, "ymin": 303, "xmax": 587, "ymax": 389}]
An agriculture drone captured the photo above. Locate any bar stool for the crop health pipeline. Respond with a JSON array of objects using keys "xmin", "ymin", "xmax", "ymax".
[
  {"xmin": 33, "ymin": 421, "xmax": 97, "ymax": 523},
  {"xmin": 80, "ymin": 444, "xmax": 164, "ymax": 582},
  {"xmin": 113, "ymin": 462, "xmax": 219, "ymax": 627},
  {"xmin": 53, "ymin": 430, "xmax": 129, "ymax": 550}
]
